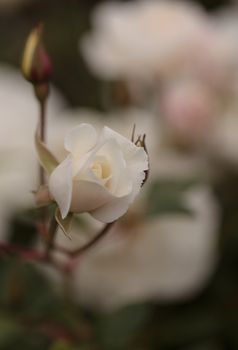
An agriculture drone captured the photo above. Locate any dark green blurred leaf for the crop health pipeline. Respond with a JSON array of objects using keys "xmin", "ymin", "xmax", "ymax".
[
  {"xmin": 8, "ymin": 209, "xmax": 38, "ymax": 247},
  {"xmin": 49, "ymin": 340, "xmax": 76, "ymax": 350},
  {"xmin": 95, "ymin": 303, "xmax": 153, "ymax": 350},
  {"xmin": 0, "ymin": 317, "xmax": 23, "ymax": 347},
  {"xmin": 132, "ymin": 298, "xmax": 222, "ymax": 350},
  {"xmin": 147, "ymin": 178, "xmax": 201, "ymax": 217}
]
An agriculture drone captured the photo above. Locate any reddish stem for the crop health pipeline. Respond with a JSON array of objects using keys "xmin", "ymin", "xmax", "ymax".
[
  {"xmin": 0, "ymin": 242, "xmax": 47, "ymax": 262},
  {"xmin": 39, "ymin": 100, "xmax": 46, "ymax": 185},
  {"xmin": 54, "ymin": 221, "xmax": 115, "ymax": 258},
  {"xmin": 0, "ymin": 241, "xmax": 67, "ymax": 272}
]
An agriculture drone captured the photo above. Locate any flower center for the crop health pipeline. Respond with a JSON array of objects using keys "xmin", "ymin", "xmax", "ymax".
[{"xmin": 91, "ymin": 158, "xmax": 112, "ymax": 187}]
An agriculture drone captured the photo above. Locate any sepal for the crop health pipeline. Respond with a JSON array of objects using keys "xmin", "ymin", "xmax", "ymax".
[
  {"xmin": 55, "ymin": 207, "xmax": 73, "ymax": 238},
  {"xmin": 35, "ymin": 127, "xmax": 59, "ymax": 175}
]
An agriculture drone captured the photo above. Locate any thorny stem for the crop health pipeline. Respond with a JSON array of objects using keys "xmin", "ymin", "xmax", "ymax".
[
  {"xmin": 39, "ymin": 100, "xmax": 46, "ymax": 185},
  {"xmin": 0, "ymin": 222, "xmax": 115, "ymax": 273},
  {"xmin": 46, "ymin": 215, "xmax": 58, "ymax": 257},
  {"xmin": 34, "ymin": 83, "xmax": 59, "ymax": 255},
  {"xmin": 55, "ymin": 221, "xmax": 116, "ymax": 258},
  {"xmin": 0, "ymin": 242, "xmax": 66, "ymax": 272},
  {"xmin": 35, "ymin": 97, "xmax": 49, "ymax": 247},
  {"xmin": 37, "ymin": 97, "xmax": 49, "ymax": 246},
  {"xmin": 34, "ymin": 82, "xmax": 49, "ymax": 186},
  {"xmin": 33, "ymin": 96, "xmax": 58, "ymax": 257},
  {"xmin": 0, "ymin": 242, "xmax": 46, "ymax": 261}
]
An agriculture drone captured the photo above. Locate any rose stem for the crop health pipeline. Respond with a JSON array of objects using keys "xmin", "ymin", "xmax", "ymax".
[
  {"xmin": 34, "ymin": 84, "xmax": 56, "ymax": 250},
  {"xmin": 46, "ymin": 216, "xmax": 58, "ymax": 257},
  {"xmin": 55, "ymin": 221, "xmax": 115, "ymax": 258},
  {"xmin": 0, "ymin": 241, "xmax": 67, "ymax": 272},
  {"xmin": 34, "ymin": 82, "xmax": 49, "ymax": 185},
  {"xmin": 39, "ymin": 99, "xmax": 46, "ymax": 184},
  {"xmin": 0, "ymin": 242, "xmax": 46, "ymax": 261},
  {"xmin": 37, "ymin": 94, "xmax": 48, "ymax": 239}
]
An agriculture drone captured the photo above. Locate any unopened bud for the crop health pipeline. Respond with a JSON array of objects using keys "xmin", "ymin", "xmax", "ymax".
[{"xmin": 21, "ymin": 23, "xmax": 53, "ymax": 84}]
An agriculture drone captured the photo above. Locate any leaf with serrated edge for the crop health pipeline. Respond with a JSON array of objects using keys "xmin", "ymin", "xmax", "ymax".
[
  {"xmin": 55, "ymin": 207, "xmax": 73, "ymax": 238},
  {"xmin": 35, "ymin": 126, "xmax": 59, "ymax": 174}
]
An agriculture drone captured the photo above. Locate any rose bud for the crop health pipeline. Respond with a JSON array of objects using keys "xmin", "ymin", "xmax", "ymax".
[
  {"xmin": 21, "ymin": 23, "xmax": 53, "ymax": 84},
  {"xmin": 48, "ymin": 123, "xmax": 149, "ymax": 223}
]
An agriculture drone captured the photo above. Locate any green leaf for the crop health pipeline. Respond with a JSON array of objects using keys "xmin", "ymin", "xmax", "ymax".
[
  {"xmin": 0, "ymin": 317, "xmax": 23, "ymax": 348},
  {"xmin": 35, "ymin": 130, "xmax": 59, "ymax": 174},
  {"xmin": 49, "ymin": 340, "xmax": 76, "ymax": 350},
  {"xmin": 8, "ymin": 209, "xmax": 38, "ymax": 247},
  {"xmin": 146, "ymin": 178, "xmax": 201, "ymax": 217},
  {"xmin": 136, "ymin": 304, "xmax": 220, "ymax": 349},
  {"xmin": 55, "ymin": 207, "xmax": 73, "ymax": 238},
  {"xmin": 96, "ymin": 303, "xmax": 153, "ymax": 350}
]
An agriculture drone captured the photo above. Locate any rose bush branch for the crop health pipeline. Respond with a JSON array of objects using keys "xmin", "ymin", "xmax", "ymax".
[
  {"xmin": 0, "ymin": 241, "xmax": 47, "ymax": 262},
  {"xmin": 55, "ymin": 221, "xmax": 115, "ymax": 258},
  {"xmin": 0, "ymin": 242, "xmax": 67, "ymax": 273},
  {"xmin": 35, "ymin": 83, "xmax": 49, "ymax": 185},
  {"xmin": 46, "ymin": 215, "xmax": 58, "ymax": 257},
  {"xmin": 21, "ymin": 24, "xmax": 56, "ymax": 249}
]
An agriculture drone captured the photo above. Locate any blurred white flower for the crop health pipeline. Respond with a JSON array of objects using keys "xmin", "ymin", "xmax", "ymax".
[
  {"xmin": 81, "ymin": 1, "xmax": 238, "ymax": 87},
  {"xmin": 205, "ymin": 108, "xmax": 238, "ymax": 167},
  {"xmin": 81, "ymin": 0, "xmax": 211, "ymax": 82},
  {"xmin": 160, "ymin": 79, "xmax": 217, "ymax": 146},
  {"xmin": 73, "ymin": 184, "xmax": 219, "ymax": 310},
  {"xmin": 0, "ymin": 64, "xmax": 66, "ymax": 236},
  {"xmin": 192, "ymin": 10, "xmax": 238, "ymax": 91},
  {"xmin": 80, "ymin": 0, "xmax": 238, "ymax": 153},
  {"xmin": 152, "ymin": 149, "xmax": 210, "ymax": 181}
]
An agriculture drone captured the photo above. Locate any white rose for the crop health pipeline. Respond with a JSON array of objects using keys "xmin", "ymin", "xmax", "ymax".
[{"xmin": 49, "ymin": 123, "xmax": 149, "ymax": 223}]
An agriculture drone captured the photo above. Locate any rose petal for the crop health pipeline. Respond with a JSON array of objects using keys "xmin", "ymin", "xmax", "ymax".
[
  {"xmin": 70, "ymin": 180, "xmax": 113, "ymax": 213},
  {"xmin": 128, "ymin": 167, "xmax": 146, "ymax": 201},
  {"xmin": 127, "ymin": 147, "xmax": 149, "ymax": 200},
  {"xmin": 101, "ymin": 126, "xmax": 148, "ymax": 199},
  {"xmin": 96, "ymin": 139, "xmax": 132, "ymax": 196},
  {"xmin": 128, "ymin": 145, "xmax": 149, "ymax": 172},
  {"xmin": 74, "ymin": 138, "xmax": 132, "ymax": 197},
  {"xmin": 64, "ymin": 123, "xmax": 97, "ymax": 155},
  {"xmin": 49, "ymin": 155, "xmax": 73, "ymax": 219},
  {"xmin": 101, "ymin": 126, "xmax": 133, "ymax": 154},
  {"xmin": 101, "ymin": 126, "xmax": 142, "ymax": 160},
  {"xmin": 91, "ymin": 193, "xmax": 131, "ymax": 223}
]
